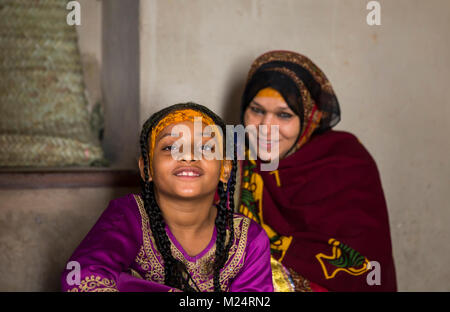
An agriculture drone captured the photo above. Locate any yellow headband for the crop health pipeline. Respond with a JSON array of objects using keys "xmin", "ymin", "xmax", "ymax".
[
  {"xmin": 255, "ymin": 87, "xmax": 285, "ymax": 100},
  {"xmin": 148, "ymin": 109, "xmax": 224, "ymax": 177}
]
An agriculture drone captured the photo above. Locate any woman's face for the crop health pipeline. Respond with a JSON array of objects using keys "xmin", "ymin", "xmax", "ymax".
[
  {"xmin": 143, "ymin": 120, "xmax": 230, "ymax": 200},
  {"xmin": 243, "ymin": 96, "xmax": 301, "ymax": 161}
]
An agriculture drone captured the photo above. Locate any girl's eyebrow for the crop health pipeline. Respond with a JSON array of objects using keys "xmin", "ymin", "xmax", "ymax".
[{"xmin": 156, "ymin": 132, "xmax": 174, "ymax": 142}]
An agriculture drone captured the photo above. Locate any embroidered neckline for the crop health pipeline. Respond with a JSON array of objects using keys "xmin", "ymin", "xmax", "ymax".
[
  {"xmin": 165, "ymin": 223, "xmax": 217, "ymax": 262},
  {"xmin": 132, "ymin": 194, "xmax": 249, "ymax": 291}
]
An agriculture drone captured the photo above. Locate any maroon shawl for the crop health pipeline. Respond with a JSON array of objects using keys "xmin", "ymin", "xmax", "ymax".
[{"xmin": 239, "ymin": 130, "xmax": 397, "ymax": 291}]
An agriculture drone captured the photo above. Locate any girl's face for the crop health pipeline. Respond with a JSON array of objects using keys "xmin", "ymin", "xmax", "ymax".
[
  {"xmin": 144, "ymin": 120, "xmax": 230, "ymax": 200},
  {"xmin": 243, "ymin": 96, "xmax": 301, "ymax": 160}
]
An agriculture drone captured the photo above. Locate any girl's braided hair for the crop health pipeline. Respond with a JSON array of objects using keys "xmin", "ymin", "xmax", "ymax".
[{"xmin": 139, "ymin": 102, "xmax": 237, "ymax": 292}]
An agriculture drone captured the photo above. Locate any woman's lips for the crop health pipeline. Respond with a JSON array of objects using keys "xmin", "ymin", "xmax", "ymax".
[
  {"xmin": 258, "ymin": 139, "xmax": 279, "ymax": 150},
  {"xmin": 173, "ymin": 166, "xmax": 203, "ymax": 178}
]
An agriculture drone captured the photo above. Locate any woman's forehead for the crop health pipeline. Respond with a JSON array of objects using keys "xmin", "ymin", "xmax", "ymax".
[{"xmin": 252, "ymin": 96, "xmax": 292, "ymax": 111}]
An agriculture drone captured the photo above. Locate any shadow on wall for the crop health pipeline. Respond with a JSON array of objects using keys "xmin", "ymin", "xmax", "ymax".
[
  {"xmin": 47, "ymin": 188, "xmax": 140, "ymax": 292},
  {"xmin": 0, "ymin": 187, "xmax": 139, "ymax": 291},
  {"xmin": 221, "ymin": 56, "xmax": 251, "ymax": 125}
]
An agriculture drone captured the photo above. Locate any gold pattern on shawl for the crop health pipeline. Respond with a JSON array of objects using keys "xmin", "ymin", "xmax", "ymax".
[
  {"xmin": 247, "ymin": 50, "xmax": 335, "ymax": 95},
  {"xmin": 316, "ymin": 238, "xmax": 370, "ymax": 279},
  {"xmin": 287, "ymin": 268, "xmax": 313, "ymax": 292},
  {"xmin": 132, "ymin": 195, "xmax": 250, "ymax": 292},
  {"xmin": 67, "ymin": 275, "xmax": 118, "ymax": 292},
  {"xmin": 269, "ymin": 170, "xmax": 281, "ymax": 187},
  {"xmin": 239, "ymin": 157, "xmax": 293, "ymax": 262}
]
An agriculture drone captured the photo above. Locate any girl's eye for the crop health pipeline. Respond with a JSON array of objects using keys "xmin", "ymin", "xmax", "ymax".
[
  {"xmin": 202, "ymin": 145, "xmax": 214, "ymax": 152},
  {"xmin": 162, "ymin": 145, "xmax": 179, "ymax": 152},
  {"xmin": 278, "ymin": 112, "xmax": 293, "ymax": 119},
  {"xmin": 250, "ymin": 106, "xmax": 264, "ymax": 115}
]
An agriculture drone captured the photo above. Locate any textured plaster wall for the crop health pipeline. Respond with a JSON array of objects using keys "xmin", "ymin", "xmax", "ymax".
[
  {"xmin": 140, "ymin": 0, "xmax": 450, "ymax": 291},
  {"xmin": 0, "ymin": 187, "xmax": 138, "ymax": 291}
]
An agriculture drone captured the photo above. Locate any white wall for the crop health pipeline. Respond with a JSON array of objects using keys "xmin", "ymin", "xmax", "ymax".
[{"xmin": 140, "ymin": 0, "xmax": 450, "ymax": 291}]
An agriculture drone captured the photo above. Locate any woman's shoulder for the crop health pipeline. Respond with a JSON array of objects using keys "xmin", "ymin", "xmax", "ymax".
[
  {"xmin": 311, "ymin": 130, "xmax": 365, "ymax": 150},
  {"xmin": 308, "ymin": 130, "xmax": 376, "ymax": 164}
]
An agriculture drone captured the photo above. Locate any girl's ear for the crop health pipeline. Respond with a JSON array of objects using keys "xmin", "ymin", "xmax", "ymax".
[
  {"xmin": 219, "ymin": 160, "xmax": 233, "ymax": 183},
  {"xmin": 138, "ymin": 156, "xmax": 153, "ymax": 182}
]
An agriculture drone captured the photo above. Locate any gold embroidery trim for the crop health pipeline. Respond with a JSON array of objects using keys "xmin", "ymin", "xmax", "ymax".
[
  {"xmin": 133, "ymin": 195, "xmax": 165, "ymax": 283},
  {"xmin": 67, "ymin": 275, "xmax": 118, "ymax": 292},
  {"xmin": 239, "ymin": 156, "xmax": 293, "ymax": 262},
  {"xmin": 132, "ymin": 194, "xmax": 250, "ymax": 291}
]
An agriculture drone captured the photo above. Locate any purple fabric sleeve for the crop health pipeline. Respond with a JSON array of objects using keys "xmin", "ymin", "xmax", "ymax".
[
  {"xmin": 61, "ymin": 194, "xmax": 142, "ymax": 292},
  {"xmin": 230, "ymin": 220, "xmax": 274, "ymax": 292},
  {"xmin": 117, "ymin": 272, "xmax": 179, "ymax": 292}
]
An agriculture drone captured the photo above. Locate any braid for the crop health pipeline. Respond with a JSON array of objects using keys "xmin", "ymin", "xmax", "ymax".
[
  {"xmin": 140, "ymin": 110, "xmax": 197, "ymax": 291},
  {"xmin": 139, "ymin": 102, "xmax": 238, "ymax": 292}
]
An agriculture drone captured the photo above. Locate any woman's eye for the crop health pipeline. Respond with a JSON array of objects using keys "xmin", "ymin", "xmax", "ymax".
[{"xmin": 278, "ymin": 112, "xmax": 293, "ymax": 119}]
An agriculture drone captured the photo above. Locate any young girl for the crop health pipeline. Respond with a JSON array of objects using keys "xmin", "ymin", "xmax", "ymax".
[{"xmin": 61, "ymin": 103, "xmax": 273, "ymax": 292}]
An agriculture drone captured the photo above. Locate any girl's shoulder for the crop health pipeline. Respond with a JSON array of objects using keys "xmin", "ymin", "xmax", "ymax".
[
  {"xmin": 231, "ymin": 213, "xmax": 269, "ymax": 244},
  {"xmin": 105, "ymin": 193, "xmax": 144, "ymax": 224}
]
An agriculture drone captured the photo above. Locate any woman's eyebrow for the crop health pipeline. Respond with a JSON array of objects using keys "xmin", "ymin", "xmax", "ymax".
[
  {"xmin": 252, "ymin": 100, "xmax": 290, "ymax": 111},
  {"xmin": 276, "ymin": 106, "xmax": 291, "ymax": 111},
  {"xmin": 250, "ymin": 100, "xmax": 263, "ymax": 107}
]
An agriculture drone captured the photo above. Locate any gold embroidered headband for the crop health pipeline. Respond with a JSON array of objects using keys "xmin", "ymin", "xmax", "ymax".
[{"xmin": 148, "ymin": 109, "xmax": 224, "ymax": 177}]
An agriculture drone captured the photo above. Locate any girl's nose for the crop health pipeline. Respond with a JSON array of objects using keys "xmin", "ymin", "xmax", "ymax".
[{"xmin": 179, "ymin": 144, "xmax": 198, "ymax": 162}]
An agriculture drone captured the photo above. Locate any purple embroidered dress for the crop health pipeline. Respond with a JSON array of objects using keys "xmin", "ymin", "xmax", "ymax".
[{"xmin": 61, "ymin": 194, "xmax": 273, "ymax": 292}]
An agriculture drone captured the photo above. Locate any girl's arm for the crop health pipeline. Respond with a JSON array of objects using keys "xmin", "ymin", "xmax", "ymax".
[
  {"xmin": 229, "ymin": 221, "xmax": 274, "ymax": 292},
  {"xmin": 61, "ymin": 195, "xmax": 141, "ymax": 292}
]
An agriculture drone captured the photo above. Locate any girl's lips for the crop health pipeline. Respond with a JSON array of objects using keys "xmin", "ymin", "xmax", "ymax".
[{"xmin": 173, "ymin": 166, "xmax": 203, "ymax": 178}]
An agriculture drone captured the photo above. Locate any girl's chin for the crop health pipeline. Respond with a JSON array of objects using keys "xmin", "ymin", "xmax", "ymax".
[{"xmin": 171, "ymin": 188, "xmax": 214, "ymax": 199}]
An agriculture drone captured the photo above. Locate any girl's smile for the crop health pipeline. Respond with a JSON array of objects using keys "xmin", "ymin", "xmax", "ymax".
[{"xmin": 173, "ymin": 166, "xmax": 204, "ymax": 178}]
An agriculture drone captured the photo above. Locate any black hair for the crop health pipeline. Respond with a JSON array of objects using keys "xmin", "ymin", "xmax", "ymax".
[{"xmin": 139, "ymin": 102, "xmax": 237, "ymax": 292}]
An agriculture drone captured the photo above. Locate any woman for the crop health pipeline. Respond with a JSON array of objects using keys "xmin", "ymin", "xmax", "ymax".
[{"xmin": 237, "ymin": 50, "xmax": 397, "ymax": 291}]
